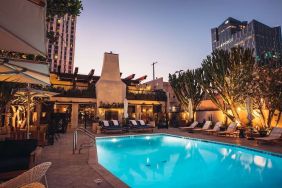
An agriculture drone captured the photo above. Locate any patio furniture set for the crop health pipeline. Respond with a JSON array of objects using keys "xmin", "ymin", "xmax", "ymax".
[
  {"xmin": 179, "ymin": 121, "xmax": 282, "ymax": 144},
  {"xmin": 97, "ymin": 119, "xmax": 154, "ymax": 134}
]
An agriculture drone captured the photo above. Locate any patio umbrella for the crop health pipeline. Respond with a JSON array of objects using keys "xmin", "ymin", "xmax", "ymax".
[
  {"xmin": 0, "ymin": 59, "xmax": 50, "ymax": 85},
  {"xmin": 13, "ymin": 88, "xmax": 58, "ymax": 139},
  {"xmin": 0, "ymin": 0, "xmax": 47, "ymax": 56},
  {"xmin": 124, "ymin": 98, "xmax": 128, "ymax": 119}
]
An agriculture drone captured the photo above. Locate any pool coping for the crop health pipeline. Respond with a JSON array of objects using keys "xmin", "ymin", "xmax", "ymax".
[{"xmin": 90, "ymin": 133, "xmax": 282, "ymax": 187}]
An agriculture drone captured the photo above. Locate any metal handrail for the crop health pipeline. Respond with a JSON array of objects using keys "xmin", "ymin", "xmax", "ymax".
[{"xmin": 73, "ymin": 127, "xmax": 96, "ymax": 154}]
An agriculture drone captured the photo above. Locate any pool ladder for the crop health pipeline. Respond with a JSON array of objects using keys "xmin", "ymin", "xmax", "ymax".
[{"xmin": 73, "ymin": 127, "xmax": 96, "ymax": 154}]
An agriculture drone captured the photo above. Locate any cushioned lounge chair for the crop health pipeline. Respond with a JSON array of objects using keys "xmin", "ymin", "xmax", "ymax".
[
  {"xmin": 137, "ymin": 120, "xmax": 150, "ymax": 127},
  {"xmin": 129, "ymin": 120, "xmax": 153, "ymax": 133},
  {"xmin": 217, "ymin": 122, "xmax": 237, "ymax": 137},
  {"xmin": 202, "ymin": 122, "xmax": 222, "ymax": 134},
  {"xmin": 100, "ymin": 120, "xmax": 123, "ymax": 133},
  {"xmin": 256, "ymin": 127, "xmax": 282, "ymax": 144},
  {"xmin": 192, "ymin": 121, "xmax": 212, "ymax": 133},
  {"xmin": 179, "ymin": 121, "xmax": 198, "ymax": 131}
]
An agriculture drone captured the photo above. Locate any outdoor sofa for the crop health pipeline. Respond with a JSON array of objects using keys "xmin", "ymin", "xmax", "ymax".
[
  {"xmin": 0, "ymin": 139, "xmax": 41, "ymax": 180},
  {"xmin": 129, "ymin": 120, "xmax": 154, "ymax": 133},
  {"xmin": 99, "ymin": 120, "xmax": 123, "ymax": 133}
]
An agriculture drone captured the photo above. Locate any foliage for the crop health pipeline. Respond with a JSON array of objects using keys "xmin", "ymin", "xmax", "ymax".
[
  {"xmin": 46, "ymin": 0, "xmax": 83, "ymax": 18},
  {"xmin": 249, "ymin": 54, "xmax": 282, "ymax": 127},
  {"xmin": 169, "ymin": 69, "xmax": 204, "ymax": 121},
  {"xmin": 196, "ymin": 47, "xmax": 256, "ymax": 124},
  {"xmin": 126, "ymin": 89, "xmax": 167, "ymax": 101}
]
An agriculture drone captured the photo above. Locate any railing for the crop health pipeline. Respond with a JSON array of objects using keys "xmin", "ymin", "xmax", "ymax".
[
  {"xmin": 126, "ymin": 90, "xmax": 167, "ymax": 101},
  {"xmin": 73, "ymin": 127, "xmax": 96, "ymax": 154}
]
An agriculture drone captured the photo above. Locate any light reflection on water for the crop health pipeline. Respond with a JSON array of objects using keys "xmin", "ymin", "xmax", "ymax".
[{"xmin": 96, "ymin": 135, "xmax": 282, "ymax": 188}]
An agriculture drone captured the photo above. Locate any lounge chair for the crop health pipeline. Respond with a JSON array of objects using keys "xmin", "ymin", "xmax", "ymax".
[
  {"xmin": 129, "ymin": 120, "xmax": 153, "ymax": 133},
  {"xmin": 217, "ymin": 122, "xmax": 237, "ymax": 137},
  {"xmin": 137, "ymin": 120, "xmax": 150, "ymax": 127},
  {"xmin": 202, "ymin": 122, "xmax": 222, "ymax": 135},
  {"xmin": 179, "ymin": 121, "xmax": 198, "ymax": 131},
  {"xmin": 256, "ymin": 127, "xmax": 282, "ymax": 144},
  {"xmin": 0, "ymin": 162, "xmax": 51, "ymax": 188},
  {"xmin": 100, "ymin": 120, "xmax": 123, "ymax": 133},
  {"xmin": 192, "ymin": 121, "xmax": 212, "ymax": 133}
]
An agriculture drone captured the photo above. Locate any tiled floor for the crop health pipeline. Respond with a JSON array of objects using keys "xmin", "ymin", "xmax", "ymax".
[
  {"xmin": 40, "ymin": 127, "xmax": 282, "ymax": 188},
  {"xmin": 40, "ymin": 133, "xmax": 114, "ymax": 188}
]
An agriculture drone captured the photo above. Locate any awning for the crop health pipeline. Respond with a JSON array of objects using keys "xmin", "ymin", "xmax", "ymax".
[
  {"xmin": 14, "ymin": 88, "xmax": 58, "ymax": 99},
  {"xmin": 0, "ymin": 0, "xmax": 47, "ymax": 56},
  {"xmin": 0, "ymin": 59, "xmax": 50, "ymax": 85}
]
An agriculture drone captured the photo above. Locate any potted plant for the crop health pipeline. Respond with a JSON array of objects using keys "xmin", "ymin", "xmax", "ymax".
[{"xmin": 258, "ymin": 126, "xmax": 269, "ymax": 137}]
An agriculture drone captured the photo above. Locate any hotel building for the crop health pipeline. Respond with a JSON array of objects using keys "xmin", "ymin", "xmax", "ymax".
[
  {"xmin": 211, "ymin": 17, "xmax": 282, "ymax": 58},
  {"xmin": 48, "ymin": 52, "xmax": 167, "ymax": 129},
  {"xmin": 46, "ymin": 14, "xmax": 76, "ymax": 74}
]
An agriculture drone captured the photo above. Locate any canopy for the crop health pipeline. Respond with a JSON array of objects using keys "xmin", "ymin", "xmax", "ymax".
[
  {"xmin": 0, "ymin": 0, "xmax": 47, "ymax": 56},
  {"xmin": 14, "ymin": 88, "xmax": 58, "ymax": 99},
  {"xmin": 13, "ymin": 87, "xmax": 58, "ymax": 139},
  {"xmin": 0, "ymin": 59, "xmax": 50, "ymax": 85}
]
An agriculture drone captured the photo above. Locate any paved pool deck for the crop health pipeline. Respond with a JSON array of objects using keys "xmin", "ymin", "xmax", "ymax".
[{"xmin": 40, "ymin": 127, "xmax": 282, "ymax": 188}]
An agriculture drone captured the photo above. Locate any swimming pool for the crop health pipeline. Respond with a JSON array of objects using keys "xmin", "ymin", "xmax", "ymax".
[{"xmin": 96, "ymin": 134, "xmax": 282, "ymax": 188}]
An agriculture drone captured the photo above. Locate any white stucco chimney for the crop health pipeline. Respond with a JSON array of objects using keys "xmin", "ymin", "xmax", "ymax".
[{"xmin": 95, "ymin": 52, "xmax": 126, "ymax": 106}]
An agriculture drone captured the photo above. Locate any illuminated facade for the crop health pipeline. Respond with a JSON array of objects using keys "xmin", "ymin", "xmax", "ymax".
[
  {"xmin": 211, "ymin": 17, "xmax": 282, "ymax": 57},
  {"xmin": 47, "ymin": 14, "xmax": 76, "ymax": 74},
  {"xmin": 49, "ymin": 52, "xmax": 167, "ymax": 128}
]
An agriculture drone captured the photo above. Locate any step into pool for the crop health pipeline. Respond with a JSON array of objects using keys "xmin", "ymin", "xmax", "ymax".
[{"xmin": 96, "ymin": 134, "xmax": 282, "ymax": 188}]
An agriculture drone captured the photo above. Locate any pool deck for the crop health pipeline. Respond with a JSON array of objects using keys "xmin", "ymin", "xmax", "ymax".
[{"xmin": 40, "ymin": 127, "xmax": 282, "ymax": 188}]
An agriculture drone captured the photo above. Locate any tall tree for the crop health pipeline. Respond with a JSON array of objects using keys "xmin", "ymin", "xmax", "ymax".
[
  {"xmin": 169, "ymin": 69, "xmax": 204, "ymax": 121},
  {"xmin": 250, "ymin": 52, "xmax": 282, "ymax": 127},
  {"xmin": 196, "ymin": 47, "xmax": 256, "ymax": 124}
]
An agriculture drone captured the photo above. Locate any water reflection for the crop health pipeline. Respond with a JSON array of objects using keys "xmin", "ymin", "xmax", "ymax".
[{"xmin": 96, "ymin": 135, "xmax": 282, "ymax": 188}]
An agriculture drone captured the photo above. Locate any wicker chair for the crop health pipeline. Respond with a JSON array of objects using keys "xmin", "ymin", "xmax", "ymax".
[{"xmin": 0, "ymin": 162, "xmax": 52, "ymax": 188}]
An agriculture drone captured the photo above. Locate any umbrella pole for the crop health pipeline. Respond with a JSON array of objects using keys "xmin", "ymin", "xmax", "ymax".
[{"xmin": 27, "ymin": 84, "xmax": 31, "ymax": 139}]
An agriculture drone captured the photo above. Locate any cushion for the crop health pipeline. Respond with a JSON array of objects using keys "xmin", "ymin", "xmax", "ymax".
[
  {"xmin": 213, "ymin": 122, "xmax": 222, "ymax": 131},
  {"xmin": 190, "ymin": 121, "xmax": 198, "ymax": 128},
  {"xmin": 203, "ymin": 121, "xmax": 212, "ymax": 129},
  {"xmin": 138, "ymin": 120, "xmax": 146, "ymax": 126},
  {"xmin": 0, "ymin": 139, "xmax": 37, "ymax": 159},
  {"xmin": 112, "ymin": 120, "xmax": 119, "ymax": 126},
  {"xmin": 102, "ymin": 121, "xmax": 109, "ymax": 127},
  {"xmin": 0, "ymin": 157, "xmax": 29, "ymax": 173},
  {"xmin": 130, "ymin": 120, "xmax": 137, "ymax": 126}
]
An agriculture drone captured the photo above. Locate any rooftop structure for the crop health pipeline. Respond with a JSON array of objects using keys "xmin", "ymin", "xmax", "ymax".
[{"xmin": 211, "ymin": 17, "xmax": 282, "ymax": 57}]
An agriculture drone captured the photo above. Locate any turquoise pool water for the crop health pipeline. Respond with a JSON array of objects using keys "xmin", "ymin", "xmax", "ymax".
[{"xmin": 96, "ymin": 134, "xmax": 282, "ymax": 188}]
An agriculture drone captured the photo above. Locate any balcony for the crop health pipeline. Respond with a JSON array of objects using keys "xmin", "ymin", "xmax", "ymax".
[{"xmin": 126, "ymin": 89, "xmax": 167, "ymax": 101}]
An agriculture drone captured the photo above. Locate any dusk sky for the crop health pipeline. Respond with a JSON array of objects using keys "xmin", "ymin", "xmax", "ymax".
[{"xmin": 74, "ymin": 0, "xmax": 282, "ymax": 81}]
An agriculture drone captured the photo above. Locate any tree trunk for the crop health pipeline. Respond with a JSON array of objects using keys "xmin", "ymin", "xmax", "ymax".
[
  {"xmin": 4, "ymin": 101, "xmax": 11, "ymax": 127},
  {"xmin": 275, "ymin": 111, "xmax": 281, "ymax": 127}
]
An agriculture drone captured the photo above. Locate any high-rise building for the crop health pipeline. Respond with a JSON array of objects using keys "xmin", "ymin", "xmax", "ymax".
[
  {"xmin": 211, "ymin": 17, "xmax": 282, "ymax": 57},
  {"xmin": 47, "ymin": 14, "xmax": 76, "ymax": 74}
]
